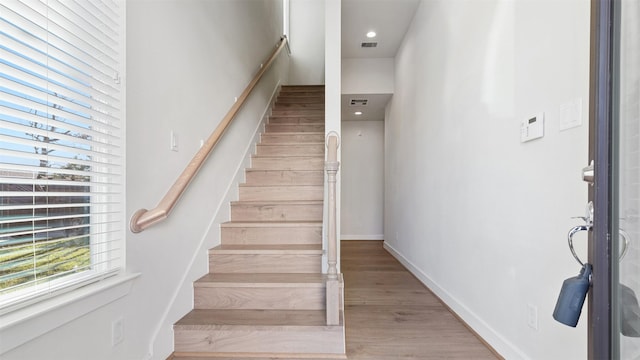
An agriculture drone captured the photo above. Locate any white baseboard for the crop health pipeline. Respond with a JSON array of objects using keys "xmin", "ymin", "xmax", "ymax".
[
  {"xmin": 383, "ymin": 241, "xmax": 528, "ymax": 360},
  {"xmin": 341, "ymin": 235, "xmax": 384, "ymax": 241}
]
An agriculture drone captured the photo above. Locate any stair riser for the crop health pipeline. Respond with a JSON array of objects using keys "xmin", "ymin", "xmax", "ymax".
[
  {"xmin": 256, "ymin": 145, "xmax": 324, "ymax": 156},
  {"xmin": 277, "ymin": 94, "xmax": 325, "ymax": 99},
  {"xmin": 278, "ymin": 86, "xmax": 325, "ymax": 92},
  {"xmin": 221, "ymin": 226, "xmax": 322, "ymax": 245},
  {"xmin": 260, "ymin": 133, "xmax": 325, "ymax": 144},
  {"xmin": 271, "ymin": 110, "xmax": 324, "ymax": 117},
  {"xmin": 210, "ymin": 254, "xmax": 322, "ymax": 273},
  {"xmin": 251, "ymin": 157, "xmax": 324, "ymax": 170},
  {"xmin": 194, "ymin": 287, "xmax": 324, "ymax": 310},
  {"xmin": 239, "ymin": 186, "xmax": 323, "ymax": 201},
  {"xmin": 280, "ymin": 86, "xmax": 324, "ymax": 93},
  {"xmin": 269, "ymin": 117, "xmax": 324, "ymax": 124},
  {"xmin": 268, "ymin": 112, "xmax": 324, "ymax": 118},
  {"xmin": 274, "ymin": 104, "xmax": 324, "ymax": 110},
  {"xmin": 245, "ymin": 170, "xmax": 323, "ymax": 185},
  {"xmin": 174, "ymin": 326, "xmax": 344, "ymax": 354},
  {"xmin": 265, "ymin": 124, "xmax": 325, "ymax": 133},
  {"xmin": 231, "ymin": 203, "xmax": 323, "ymax": 222},
  {"xmin": 276, "ymin": 97, "xmax": 324, "ymax": 104}
]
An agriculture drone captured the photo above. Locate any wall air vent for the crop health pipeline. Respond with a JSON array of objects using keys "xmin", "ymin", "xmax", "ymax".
[
  {"xmin": 350, "ymin": 99, "xmax": 368, "ymax": 106},
  {"xmin": 361, "ymin": 42, "xmax": 378, "ymax": 48}
]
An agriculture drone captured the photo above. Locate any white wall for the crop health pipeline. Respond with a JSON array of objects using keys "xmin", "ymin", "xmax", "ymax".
[
  {"xmin": 3, "ymin": 1, "xmax": 288, "ymax": 359},
  {"xmin": 384, "ymin": 1, "xmax": 590, "ymax": 359},
  {"xmin": 342, "ymin": 58, "xmax": 394, "ymax": 94},
  {"xmin": 341, "ymin": 121, "xmax": 384, "ymax": 240},
  {"xmin": 289, "ymin": 0, "xmax": 325, "ymax": 84}
]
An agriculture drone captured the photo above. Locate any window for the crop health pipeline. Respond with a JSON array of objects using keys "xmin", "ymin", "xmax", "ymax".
[{"xmin": 0, "ymin": 0, "xmax": 124, "ymax": 312}]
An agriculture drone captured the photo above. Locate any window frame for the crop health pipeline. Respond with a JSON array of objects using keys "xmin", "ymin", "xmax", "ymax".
[{"xmin": 0, "ymin": 1, "xmax": 134, "ymax": 353}]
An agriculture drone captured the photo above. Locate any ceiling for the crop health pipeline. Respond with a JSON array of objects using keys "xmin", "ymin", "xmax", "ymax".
[
  {"xmin": 341, "ymin": 0, "xmax": 420, "ymax": 59},
  {"xmin": 340, "ymin": 0, "xmax": 420, "ymax": 121}
]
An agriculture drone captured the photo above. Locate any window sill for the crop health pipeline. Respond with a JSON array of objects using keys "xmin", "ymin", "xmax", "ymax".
[{"xmin": 0, "ymin": 272, "xmax": 140, "ymax": 355}]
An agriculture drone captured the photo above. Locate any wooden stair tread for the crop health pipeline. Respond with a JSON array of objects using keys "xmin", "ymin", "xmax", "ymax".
[
  {"xmin": 170, "ymin": 356, "xmax": 344, "ymax": 360},
  {"xmin": 231, "ymin": 200, "xmax": 323, "ymax": 205},
  {"xmin": 244, "ymin": 168, "xmax": 324, "ymax": 173},
  {"xmin": 280, "ymin": 88, "xmax": 324, "ymax": 93},
  {"xmin": 195, "ymin": 273, "xmax": 327, "ymax": 287},
  {"xmin": 211, "ymin": 244, "xmax": 322, "ymax": 254},
  {"xmin": 175, "ymin": 309, "xmax": 341, "ymax": 328},
  {"xmin": 245, "ymin": 169, "xmax": 323, "ymax": 172},
  {"xmin": 268, "ymin": 114, "xmax": 325, "ymax": 118},
  {"xmin": 267, "ymin": 121, "xmax": 325, "ymax": 124},
  {"xmin": 239, "ymin": 184, "xmax": 322, "ymax": 188},
  {"xmin": 262, "ymin": 131, "xmax": 324, "ymax": 135},
  {"xmin": 244, "ymin": 170, "xmax": 324, "ymax": 176},
  {"xmin": 273, "ymin": 104, "xmax": 324, "ymax": 107},
  {"xmin": 266, "ymin": 117, "xmax": 324, "ymax": 120},
  {"xmin": 281, "ymin": 85, "xmax": 324, "ymax": 88},
  {"xmin": 268, "ymin": 120, "xmax": 325, "ymax": 125},
  {"xmin": 257, "ymin": 143, "xmax": 324, "ymax": 146},
  {"xmin": 251, "ymin": 155, "xmax": 322, "ymax": 159},
  {"xmin": 222, "ymin": 221, "xmax": 321, "ymax": 227}
]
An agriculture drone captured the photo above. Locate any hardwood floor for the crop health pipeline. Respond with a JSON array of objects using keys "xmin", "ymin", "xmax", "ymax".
[
  {"xmin": 342, "ymin": 240, "xmax": 500, "ymax": 360},
  {"xmin": 170, "ymin": 240, "xmax": 501, "ymax": 360}
]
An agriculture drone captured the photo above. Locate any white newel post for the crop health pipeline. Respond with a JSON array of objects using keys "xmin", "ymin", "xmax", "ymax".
[{"xmin": 325, "ymin": 133, "xmax": 340, "ymax": 325}]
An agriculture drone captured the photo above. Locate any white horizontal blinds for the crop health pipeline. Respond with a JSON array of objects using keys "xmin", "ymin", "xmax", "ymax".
[{"xmin": 0, "ymin": 0, "xmax": 123, "ymax": 308}]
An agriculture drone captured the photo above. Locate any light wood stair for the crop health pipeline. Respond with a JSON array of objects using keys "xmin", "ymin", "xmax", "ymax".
[{"xmin": 172, "ymin": 85, "xmax": 345, "ymax": 359}]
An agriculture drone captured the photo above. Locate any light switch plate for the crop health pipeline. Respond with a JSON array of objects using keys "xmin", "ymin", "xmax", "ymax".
[
  {"xmin": 559, "ymin": 98, "xmax": 582, "ymax": 131},
  {"xmin": 170, "ymin": 130, "xmax": 178, "ymax": 152}
]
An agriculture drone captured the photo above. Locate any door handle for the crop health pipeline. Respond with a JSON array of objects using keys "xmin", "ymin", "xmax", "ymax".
[
  {"xmin": 568, "ymin": 225, "xmax": 591, "ymax": 266},
  {"xmin": 567, "ymin": 224, "xmax": 630, "ymax": 266}
]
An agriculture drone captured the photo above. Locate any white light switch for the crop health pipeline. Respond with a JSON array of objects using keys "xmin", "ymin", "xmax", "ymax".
[
  {"xmin": 170, "ymin": 131, "xmax": 178, "ymax": 152},
  {"xmin": 521, "ymin": 113, "xmax": 544, "ymax": 143}
]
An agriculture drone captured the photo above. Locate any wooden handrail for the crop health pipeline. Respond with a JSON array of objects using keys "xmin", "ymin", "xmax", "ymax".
[{"xmin": 130, "ymin": 36, "xmax": 289, "ymax": 233}]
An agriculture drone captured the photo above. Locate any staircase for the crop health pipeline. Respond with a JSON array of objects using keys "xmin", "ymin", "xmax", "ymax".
[{"xmin": 171, "ymin": 85, "xmax": 346, "ymax": 359}]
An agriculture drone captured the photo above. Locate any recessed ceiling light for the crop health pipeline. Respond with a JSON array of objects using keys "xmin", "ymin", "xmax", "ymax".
[
  {"xmin": 366, "ymin": 31, "xmax": 376, "ymax": 38},
  {"xmin": 354, "ymin": 111, "xmax": 363, "ymax": 115}
]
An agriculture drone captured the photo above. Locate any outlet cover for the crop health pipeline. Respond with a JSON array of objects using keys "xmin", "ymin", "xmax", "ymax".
[
  {"xmin": 112, "ymin": 317, "xmax": 124, "ymax": 346},
  {"xmin": 527, "ymin": 304, "xmax": 538, "ymax": 330}
]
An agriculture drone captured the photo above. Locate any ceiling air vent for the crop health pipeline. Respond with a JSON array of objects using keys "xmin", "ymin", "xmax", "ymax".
[
  {"xmin": 350, "ymin": 99, "xmax": 368, "ymax": 106},
  {"xmin": 361, "ymin": 42, "xmax": 378, "ymax": 48}
]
